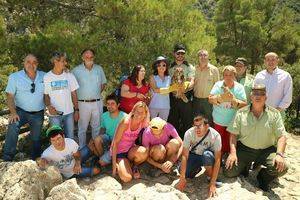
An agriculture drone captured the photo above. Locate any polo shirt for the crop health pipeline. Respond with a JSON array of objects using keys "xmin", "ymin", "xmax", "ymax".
[
  {"xmin": 227, "ymin": 105, "xmax": 287, "ymax": 149},
  {"xmin": 5, "ymin": 69, "xmax": 45, "ymax": 111},
  {"xmin": 72, "ymin": 64, "xmax": 107, "ymax": 100},
  {"xmin": 238, "ymin": 74, "xmax": 254, "ymax": 104}
]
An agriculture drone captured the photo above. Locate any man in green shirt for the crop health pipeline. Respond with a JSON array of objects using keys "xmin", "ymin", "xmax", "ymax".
[
  {"xmin": 234, "ymin": 57, "xmax": 254, "ymax": 104},
  {"xmin": 224, "ymin": 84, "xmax": 288, "ymax": 191}
]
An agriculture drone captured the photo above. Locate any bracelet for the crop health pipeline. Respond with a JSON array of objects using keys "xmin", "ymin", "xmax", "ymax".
[{"xmin": 276, "ymin": 152, "xmax": 285, "ymax": 158}]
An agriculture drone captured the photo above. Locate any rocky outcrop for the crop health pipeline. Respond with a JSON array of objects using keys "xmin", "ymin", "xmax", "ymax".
[{"xmin": 0, "ymin": 160, "xmax": 62, "ymax": 200}]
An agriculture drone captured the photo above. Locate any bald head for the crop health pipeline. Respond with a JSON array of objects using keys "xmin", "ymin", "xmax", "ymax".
[{"xmin": 264, "ymin": 52, "xmax": 279, "ymax": 72}]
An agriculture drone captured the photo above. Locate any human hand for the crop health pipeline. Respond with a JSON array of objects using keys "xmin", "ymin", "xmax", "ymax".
[
  {"xmin": 9, "ymin": 112, "xmax": 20, "ymax": 123},
  {"xmin": 208, "ymin": 183, "xmax": 217, "ymax": 198},
  {"xmin": 47, "ymin": 105, "xmax": 58, "ymax": 116},
  {"xmin": 161, "ymin": 161, "xmax": 173, "ymax": 173},
  {"xmin": 136, "ymin": 93, "xmax": 146, "ymax": 99},
  {"xmin": 36, "ymin": 158, "xmax": 48, "ymax": 169},
  {"xmin": 225, "ymin": 153, "xmax": 238, "ymax": 170},
  {"xmin": 73, "ymin": 162, "xmax": 82, "ymax": 174},
  {"xmin": 273, "ymin": 154, "xmax": 286, "ymax": 172},
  {"xmin": 176, "ymin": 177, "xmax": 187, "ymax": 191},
  {"xmin": 220, "ymin": 87, "xmax": 234, "ymax": 102},
  {"xmin": 74, "ymin": 111, "xmax": 80, "ymax": 122}
]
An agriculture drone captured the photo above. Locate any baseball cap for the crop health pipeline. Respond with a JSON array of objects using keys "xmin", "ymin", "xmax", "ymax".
[
  {"xmin": 174, "ymin": 44, "xmax": 186, "ymax": 53},
  {"xmin": 149, "ymin": 117, "xmax": 167, "ymax": 131},
  {"xmin": 46, "ymin": 125, "xmax": 64, "ymax": 138},
  {"xmin": 235, "ymin": 57, "xmax": 248, "ymax": 66}
]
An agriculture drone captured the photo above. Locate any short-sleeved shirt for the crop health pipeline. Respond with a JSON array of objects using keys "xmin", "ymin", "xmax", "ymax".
[
  {"xmin": 41, "ymin": 138, "xmax": 79, "ymax": 178},
  {"xmin": 238, "ymin": 74, "xmax": 254, "ymax": 104},
  {"xmin": 119, "ymin": 79, "xmax": 150, "ymax": 113},
  {"xmin": 210, "ymin": 81, "xmax": 246, "ymax": 126},
  {"xmin": 149, "ymin": 75, "xmax": 171, "ymax": 109},
  {"xmin": 169, "ymin": 62, "xmax": 195, "ymax": 80},
  {"xmin": 72, "ymin": 64, "xmax": 107, "ymax": 100},
  {"xmin": 142, "ymin": 123, "xmax": 179, "ymax": 148},
  {"xmin": 101, "ymin": 111, "xmax": 127, "ymax": 138},
  {"xmin": 226, "ymin": 105, "xmax": 287, "ymax": 149},
  {"xmin": 194, "ymin": 63, "xmax": 220, "ymax": 98},
  {"xmin": 183, "ymin": 127, "xmax": 221, "ymax": 156},
  {"xmin": 5, "ymin": 70, "xmax": 45, "ymax": 112},
  {"xmin": 44, "ymin": 71, "xmax": 79, "ymax": 115}
]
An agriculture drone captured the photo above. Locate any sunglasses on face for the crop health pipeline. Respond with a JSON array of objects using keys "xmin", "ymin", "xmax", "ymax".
[
  {"xmin": 31, "ymin": 83, "xmax": 35, "ymax": 93},
  {"xmin": 158, "ymin": 63, "xmax": 166, "ymax": 67},
  {"xmin": 176, "ymin": 52, "xmax": 185, "ymax": 55},
  {"xmin": 252, "ymin": 91, "xmax": 266, "ymax": 96}
]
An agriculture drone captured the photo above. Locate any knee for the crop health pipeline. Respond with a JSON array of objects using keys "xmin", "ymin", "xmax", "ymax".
[
  {"xmin": 203, "ymin": 150, "xmax": 215, "ymax": 166},
  {"xmin": 7, "ymin": 122, "xmax": 20, "ymax": 134},
  {"xmin": 93, "ymin": 167, "xmax": 101, "ymax": 176},
  {"xmin": 150, "ymin": 145, "xmax": 166, "ymax": 161},
  {"xmin": 166, "ymin": 139, "xmax": 180, "ymax": 154},
  {"xmin": 135, "ymin": 146, "xmax": 148, "ymax": 162}
]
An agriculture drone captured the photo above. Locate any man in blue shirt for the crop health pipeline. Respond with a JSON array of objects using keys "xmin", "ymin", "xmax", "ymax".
[
  {"xmin": 72, "ymin": 49, "xmax": 107, "ymax": 148},
  {"xmin": 3, "ymin": 54, "xmax": 45, "ymax": 161}
]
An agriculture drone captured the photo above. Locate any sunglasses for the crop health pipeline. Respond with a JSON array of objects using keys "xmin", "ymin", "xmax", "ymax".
[
  {"xmin": 176, "ymin": 52, "xmax": 185, "ymax": 55},
  {"xmin": 193, "ymin": 117, "xmax": 202, "ymax": 122},
  {"xmin": 151, "ymin": 126, "xmax": 159, "ymax": 130},
  {"xmin": 252, "ymin": 91, "xmax": 266, "ymax": 96},
  {"xmin": 31, "ymin": 83, "xmax": 35, "ymax": 93},
  {"xmin": 158, "ymin": 63, "xmax": 167, "ymax": 67}
]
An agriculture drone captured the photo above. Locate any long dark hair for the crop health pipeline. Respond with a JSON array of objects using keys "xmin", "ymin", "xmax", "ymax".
[
  {"xmin": 152, "ymin": 60, "xmax": 169, "ymax": 76},
  {"xmin": 129, "ymin": 65, "xmax": 147, "ymax": 86}
]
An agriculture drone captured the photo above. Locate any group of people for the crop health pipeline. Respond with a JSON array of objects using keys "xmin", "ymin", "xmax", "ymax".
[{"xmin": 2, "ymin": 43, "xmax": 293, "ymax": 198}]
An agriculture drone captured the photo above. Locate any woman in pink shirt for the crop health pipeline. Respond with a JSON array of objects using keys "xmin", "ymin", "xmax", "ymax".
[
  {"xmin": 120, "ymin": 65, "xmax": 150, "ymax": 113},
  {"xmin": 111, "ymin": 101, "xmax": 150, "ymax": 182}
]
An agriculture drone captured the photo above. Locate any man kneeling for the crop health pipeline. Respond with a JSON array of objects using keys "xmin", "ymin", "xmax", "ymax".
[
  {"xmin": 176, "ymin": 115, "xmax": 222, "ymax": 198},
  {"xmin": 36, "ymin": 125, "xmax": 100, "ymax": 178},
  {"xmin": 142, "ymin": 117, "xmax": 183, "ymax": 173}
]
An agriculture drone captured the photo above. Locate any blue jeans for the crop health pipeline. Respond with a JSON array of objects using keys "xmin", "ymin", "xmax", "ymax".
[
  {"xmin": 99, "ymin": 134, "xmax": 113, "ymax": 164},
  {"xmin": 49, "ymin": 113, "xmax": 74, "ymax": 139},
  {"xmin": 3, "ymin": 107, "xmax": 44, "ymax": 161},
  {"xmin": 72, "ymin": 145, "xmax": 95, "ymax": 178},
  {"xmin": 185, "ymin": 150, "xmax": 215, "ymax": 178}
]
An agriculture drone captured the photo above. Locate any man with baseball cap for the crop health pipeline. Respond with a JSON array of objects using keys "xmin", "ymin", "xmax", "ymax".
[
  {"xmin": 36, "ymin": 125, "xmax": 100, "ymax": 178},
  {"xmin": 234, "ymin": 57, "xmax": 254, "ymax": 104},
  {"xmin": 168, "ymin": 43, "xmax": 195, "ymax": 137},
  {"xmin": 224, "ymin": 84, "xmax": 288, "ymax": 191},
  {"xmin": 142, "ymin": 117, "xmax": 183, "ymax": 174}
]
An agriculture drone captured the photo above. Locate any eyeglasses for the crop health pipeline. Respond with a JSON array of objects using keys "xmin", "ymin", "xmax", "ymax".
[
  {"xmin": 31, "ymin": 83, "xmax": 35, "ymax": 93},
  {"xmin": 193, "ymin": 117, "xmax": 202, "ymax": 122},
  {"xmin": 252, "ymin": 91, "xmax": 266, "ymax": 96},
  {"xmin": 158, "ymin": 64, "xmax": 166, "ymax": 67},
  {"xmin": 194, "ymin": 124, "xmax": 204, "ymax": 129},
  {"xmin": 176, "ymin": 52, "xmax": 185, "ymax": 55}
]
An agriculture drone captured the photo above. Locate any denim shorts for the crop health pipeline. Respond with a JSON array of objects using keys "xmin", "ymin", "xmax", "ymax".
[{"xmin": 185, "ymin": 150, "xmax": 215, "ymax": 178}]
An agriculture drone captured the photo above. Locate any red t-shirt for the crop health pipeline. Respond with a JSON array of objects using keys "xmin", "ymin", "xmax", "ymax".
[{"xmin": 120, "ymin": 79, "xmax": 150, "ymax": 113}]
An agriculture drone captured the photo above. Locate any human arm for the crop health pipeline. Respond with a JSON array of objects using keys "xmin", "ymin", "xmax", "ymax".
[
  {"xmin": 6, "ymin": 93, "xmax": 20, "ymax": 123},
  {"xmin": 176, "ymin": 147, "xmax": 189, "ymax": 191},
  {"xmin": 71, "ymin": 91, "xmax": 79, "ymax": 122},
  {"xmin": 44, "ymin": 94, "xmax": 58, "ymax": 115},
  {"xmin": 225, "ymin": 134, "xmax": 238, "ymax": 170},
  {"xmin": 73, "ymin": 150, "xmax": 82, "ymax": 174},
  {"xmin": 273, "ymin": 135, "xmax": 287, "ymax": 172},
  {"xmin": 120, "ymin": 82, "xmax": 145, "ymax": 99},
  {"xmin": 278, "ymin": 74, "xmax": 293, "ymax": 110},
  {"xmin": 149, "ymin": 75, "xmax": 160, "ymax": 93},
  {"xmin": 111, "ymin": 119, "xmax": 127, "ymax": 176},
  {"xmin": 208, "ymin": 150, "xmax": 221, "ymax": 198}
]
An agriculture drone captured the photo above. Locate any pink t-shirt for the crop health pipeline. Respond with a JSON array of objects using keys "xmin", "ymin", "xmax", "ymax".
[
  {"xmin": 142, "ymin": 123, "xmax": 179, "ymax": 148},
  {"xmin": 116, "ymin": 120, "xmax": 143, "ymax": 154}
]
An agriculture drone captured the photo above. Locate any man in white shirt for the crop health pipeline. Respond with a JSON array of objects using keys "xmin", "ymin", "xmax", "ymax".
[
  {"xmin": 44, "ymin": 52, "xmax": 79, "ymax": 139},
  {"xmin": 254, "ymin": 52, "xmax": 293, "ymax": 118},
  {"xmin": 37, "ymin": 125, "xmax": 100, "ymax": 178},
  {"xmin": 72, "ymin": 49, "xmax": 107, "ymax": 148}
]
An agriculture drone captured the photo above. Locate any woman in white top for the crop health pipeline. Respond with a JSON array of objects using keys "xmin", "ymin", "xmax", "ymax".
[{"xmin": 149, "ymin": 56, "xmax": 171, "ymax": 120}]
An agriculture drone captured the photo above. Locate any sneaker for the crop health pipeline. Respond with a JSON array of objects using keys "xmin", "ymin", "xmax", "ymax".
[{"xmin": 207, "ymin": 177, "xmax": 223, "ymax": 187}]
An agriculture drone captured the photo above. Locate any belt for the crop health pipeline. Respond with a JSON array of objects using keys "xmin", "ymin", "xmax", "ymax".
[
  {"xmin": 78, "ymin": 99, "xmax": 100, "ymax": 102},
  {"xmin": 16, "ymin": 106, "xmax": 44, "ymax": 114}
]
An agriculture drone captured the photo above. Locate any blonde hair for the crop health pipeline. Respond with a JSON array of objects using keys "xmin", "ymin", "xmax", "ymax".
[
  {"xmin": 222, "ymin": 65, "xmax": 237, "ymax": 76},
  {"xmin": 265, "ymin": 52, "xmax": 278, "ymax": 59},
  {"xmin": 126, "ymin": 101, "xmax": 150, "ymax": 127}
]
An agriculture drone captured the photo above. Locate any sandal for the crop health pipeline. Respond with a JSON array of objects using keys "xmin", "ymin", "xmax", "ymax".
[{"xmin": 132, "ymin": 165, "xmax": 141, "ymax": 179}]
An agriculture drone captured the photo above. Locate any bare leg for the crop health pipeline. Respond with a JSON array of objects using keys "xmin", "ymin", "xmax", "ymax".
[
  {"xmin": 93, "ymin": 136, "xmax": 104, "ymax": 156},
  {"xmin": 149, "ymin": 144, "xmax": 166, "ymax": 162},
  {"xmin": 165, "ymin": 138, "xmax": 181, "ymax": 161},
  {"xmin": 117, "ymin": 158, "xmax": 133, "ymax": 183}
]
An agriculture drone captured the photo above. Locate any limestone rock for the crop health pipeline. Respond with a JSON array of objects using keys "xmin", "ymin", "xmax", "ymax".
[
  {"xmin": 46, "ymin": 178, "xmax": 87, "ymax": 200},
  {"xmin": 0, "ymin": 160, "xmax": 62, "ymax": 200}
]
